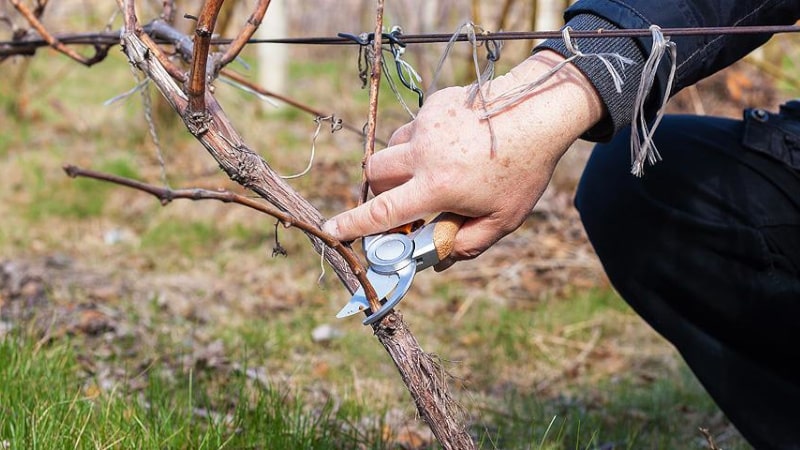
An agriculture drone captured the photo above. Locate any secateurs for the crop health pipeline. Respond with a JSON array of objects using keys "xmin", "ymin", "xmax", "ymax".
[{"xmin": 335, "ymin": 213, "xmax": 464, "ymax": 325}]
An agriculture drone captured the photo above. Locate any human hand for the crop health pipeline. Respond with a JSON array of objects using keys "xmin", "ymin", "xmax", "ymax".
[{"xmin": 323, "ymin": 50, "xmax": 604, "ymax": 269}]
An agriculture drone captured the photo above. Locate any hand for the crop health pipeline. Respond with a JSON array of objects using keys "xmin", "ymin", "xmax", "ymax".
[{"xmin": 323, "ymin": 50, "xmax": 604, "ymax": 269}]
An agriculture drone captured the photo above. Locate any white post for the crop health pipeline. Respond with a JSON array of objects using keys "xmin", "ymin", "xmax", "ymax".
[
  {"xmin": 256, "ymin": 0, "xmax": 288, "ymax": 111},
  {"xmin": 536, "ymin": 0, "xmax": 566, "ymax": 33}
]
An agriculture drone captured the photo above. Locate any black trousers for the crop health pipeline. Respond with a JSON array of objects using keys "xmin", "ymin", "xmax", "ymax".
[{"xmin": 576, "ymin": 103, "xmax": 800, "ymax": 450}]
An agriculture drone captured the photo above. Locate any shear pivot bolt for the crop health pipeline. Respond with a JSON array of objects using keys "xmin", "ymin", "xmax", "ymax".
[
  {"xmin": 375, "ymin": 239, "xmax": 407, "ymax": 262},
  {"xmin": 366, "ymin": 234, "xmax": 414, "ymax": 273}
]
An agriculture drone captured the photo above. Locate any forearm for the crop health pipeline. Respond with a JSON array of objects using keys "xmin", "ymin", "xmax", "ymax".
[
  {"xmin": 536, "ymin": 0, "xmax": 800, "ymax": 140},
  {"xmin": 488, "ymin": 49, "xmax": 606, "ymax": 159}
]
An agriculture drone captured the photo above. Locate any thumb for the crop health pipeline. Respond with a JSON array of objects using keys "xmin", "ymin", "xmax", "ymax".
[{"xmin": 322, "ymin": 182, "xmax": 431, "ymax": 241}]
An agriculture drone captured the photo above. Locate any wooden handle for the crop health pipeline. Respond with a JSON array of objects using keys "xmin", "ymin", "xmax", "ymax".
[{"xmin": 431, "ymin": 213, "xmax": 466, "ymax": 261}]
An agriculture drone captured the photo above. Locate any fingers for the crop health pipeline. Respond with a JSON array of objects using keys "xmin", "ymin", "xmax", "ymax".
[
  {"xmin": 323, "ymin": 140, "xmax": 419, "ymax": 240},
  {"xmin": 368, "ymin": 123, "xmax": 415, "ymax": 194},
  {"xmin": 433, "ymin": 216, "xmax": 515, "ymax": 272},
  {"xmin": 387, "ymin": 122, "xmax": 414, "ymax": 146},
  {"xmin": 365, "ymin": 143, "xmax": 414, "ymax": 195},
  {"xmin": 323, "ymin": 180, "xmax": 435, "ymax": 241}
]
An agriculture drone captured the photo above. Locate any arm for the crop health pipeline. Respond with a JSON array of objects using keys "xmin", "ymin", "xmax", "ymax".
[
  {"xmin": 543, "ymin": 0, "xmax": 800, "ymax": 140},
  {"xmin": 323, "ymin": 0, "xmax": 800, "ymax": 266}
]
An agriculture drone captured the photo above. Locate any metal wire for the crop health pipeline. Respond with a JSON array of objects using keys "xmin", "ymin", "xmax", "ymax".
[
  {"xmin": 238, "ymin": 24, "xmax": 800, "ymax": 45},
  {"xmin": 2, "ymin": 24, "xmax": 799, "ymax": 55}
]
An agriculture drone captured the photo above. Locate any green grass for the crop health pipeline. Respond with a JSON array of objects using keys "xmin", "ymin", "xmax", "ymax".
[
  {"xmin": 0, "ymin": 292, "xmax": 749, "ymax": 450},
  {"xmin": 421, "ymin": 289, "xmax": 752, "ymax": 449},
  {"xmin": 140, "ymin": 220, "xmax": 223, "ymax": 256},
  {"xmin": 476, "ymin": 365, "xmax": 735, "ymax": 450},
  {"xmin": 0, "ymin": 332, "xmax": 388, "ymax": 449},
  {"xmin": 21, "ymin": 157, "xmax": 141, "ymax": 221},
  {"xmin": 447, "ymin": 290, "xmax": 623, "ymax": 370}
]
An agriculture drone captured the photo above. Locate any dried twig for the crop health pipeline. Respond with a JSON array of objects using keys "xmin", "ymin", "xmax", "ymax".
[
  {"xmin": 699, "ymin": 427, "xmax": 722, "ymax": 450},
  {"xmin": 9, "ymin": 0, "xmax": 110, "ymax": 65},
  {"xmin": 535, "ymin": 326, "xmax": 601, "ymax": 393},
  {"xmin": 217, "ymin": 0, "xmax": 271, "ymax": 71},
  {"xmin": 358, "ymin": 0, "xmax": 386, "ymax": 205}
]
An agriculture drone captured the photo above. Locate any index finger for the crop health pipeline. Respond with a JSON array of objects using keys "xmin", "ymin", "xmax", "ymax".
[{"xmin": 322, "ymin": 179, "xmax": 437, "ymax": 241}]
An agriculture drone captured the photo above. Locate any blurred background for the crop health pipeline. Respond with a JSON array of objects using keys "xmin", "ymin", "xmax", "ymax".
[{"xmin": 0, "ymin": 1, "xmax": 796, "ymax": 448}]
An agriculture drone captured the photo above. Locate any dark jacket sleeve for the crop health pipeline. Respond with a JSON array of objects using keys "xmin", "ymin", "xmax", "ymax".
[{"xmin": 536, "ymin": 0, "xmax": 800, "ymax": 141}]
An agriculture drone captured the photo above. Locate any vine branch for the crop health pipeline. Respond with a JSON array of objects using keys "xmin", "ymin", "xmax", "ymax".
[
  {"xmin": 359, "ymin": 0, "xmax": 386, "ymax": 205},
  {"xmin": 354, "ymin": 1, "xmax": 476, "ymax": 448},
  {"xmin": 121, "ymin": 0, "xmax": 353, "ymax": 289},
  {"xmin": 62, "ymin": 163, "xmax": 378, "ymax": 306},
  {"xmin": 8, "ymin": 0, "xmax": 110, "ymax": 66},
  {"xmin": 217, "ymin": 0, "xmax": 271, "ymax": 70},
  {"xmin": 187, "ymin": 0, "xmax": 224, "ymax": 119},
  {"xmin": 108, "ymin": 1, "xmax": 478, "ymax": 447}
]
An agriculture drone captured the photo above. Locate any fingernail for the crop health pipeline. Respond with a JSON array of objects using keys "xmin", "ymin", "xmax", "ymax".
[
  {"xmin": 322, "ymin": 219, "xmax": 339, "ymax": 238},
  {"xmin": 434, "ymin": 257, "xmax": 456, "ymax": 272}
]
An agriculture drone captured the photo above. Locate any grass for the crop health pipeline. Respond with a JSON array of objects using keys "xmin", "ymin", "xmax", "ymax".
[
  {"xmin": 0, "ymin": 332, "xmax": 388, "ymax": 449},
  {"xmin": 0, "ymin": 106, "xmax": 744, "ymax": 449},
  {"xmin": 428, "ymin": 289, "xmax": 752, "ymax": 449},
  {"xmin": 140, "ymin": 221, "xmax": 223, "ymax": 256},
  {"xmin": 0, "ymin": 291, "xmax": 749, "ymax": 450},
  {"xmin": 20, "ymin": 157, "xmax": 141, "ymax": 221},
  {"xmin": 478, "ymin": 366, "xmax": 730, "ymax": 449}
]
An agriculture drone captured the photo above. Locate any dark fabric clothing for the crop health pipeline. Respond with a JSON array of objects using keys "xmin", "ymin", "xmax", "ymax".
[
  {"xmin": 575, "ymin": 106, "xmax": 800, "ymax": 449},
  {"xmin": 534, "ymin": 3, "xmax": 800, "ymax": 446},
  {"xmin": 536, "ymin": 0, "xmax": 800, "ymax": 140}
]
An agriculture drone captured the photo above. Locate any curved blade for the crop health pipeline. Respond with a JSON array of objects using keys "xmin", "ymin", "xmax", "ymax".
[
  {"xmin": 335, "ymin": 269, "xmax": 399, "ymax": 318},
  {"xmin": 362, "ymin": 264, "xmax": 415, "ymax": 325}
]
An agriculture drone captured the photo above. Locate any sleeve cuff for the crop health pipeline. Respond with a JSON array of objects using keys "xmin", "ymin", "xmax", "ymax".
[{"xmin": 534, "ymin": 14, "xmax": 646, "ymax": 142}]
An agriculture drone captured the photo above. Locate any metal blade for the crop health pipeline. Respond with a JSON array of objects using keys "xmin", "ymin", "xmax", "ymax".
[
  {"xmin": 335, "ymin": 270, "xmax": 399, "ymax": 318},
  {"xmin": 362, "ymin": 264, "xmax": 416, "ymax": 325}
]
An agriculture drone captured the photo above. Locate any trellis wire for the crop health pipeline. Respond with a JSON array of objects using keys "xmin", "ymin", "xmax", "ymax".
[{"xmin": 2, "ymin": 24, "xmax": 799, "ymax": 54}]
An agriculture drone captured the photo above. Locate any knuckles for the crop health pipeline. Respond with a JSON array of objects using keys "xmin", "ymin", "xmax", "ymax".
[
  {"xmin": 387, "ymin": 123, "xmax": 414, "ymax": 146},
  {"xmin": 365, "ymin": 195, "xmax": 397, "ymax": 232}
]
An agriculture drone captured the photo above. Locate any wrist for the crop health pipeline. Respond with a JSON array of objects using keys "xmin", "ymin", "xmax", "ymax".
[
  {"xmin": 512, "ymin": 50, "xmax": 605, "ymax": 131},
  {"xmin": 535, "ymin": 14, "xmax": 645, "ymax": 141},
  {"xmin": 481, "ymin": 50, "xmax": 605, "ymax": 161}
]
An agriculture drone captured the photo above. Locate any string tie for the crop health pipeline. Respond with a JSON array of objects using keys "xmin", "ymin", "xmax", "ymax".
[{"xmin": 630, "ymin": 25, "xmax": 677, "ymax": 177}]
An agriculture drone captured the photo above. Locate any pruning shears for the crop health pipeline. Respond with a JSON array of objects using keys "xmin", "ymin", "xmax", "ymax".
[{"xmin": 335, "ymin": 213, "xmax": 465, "ymax": 325}]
